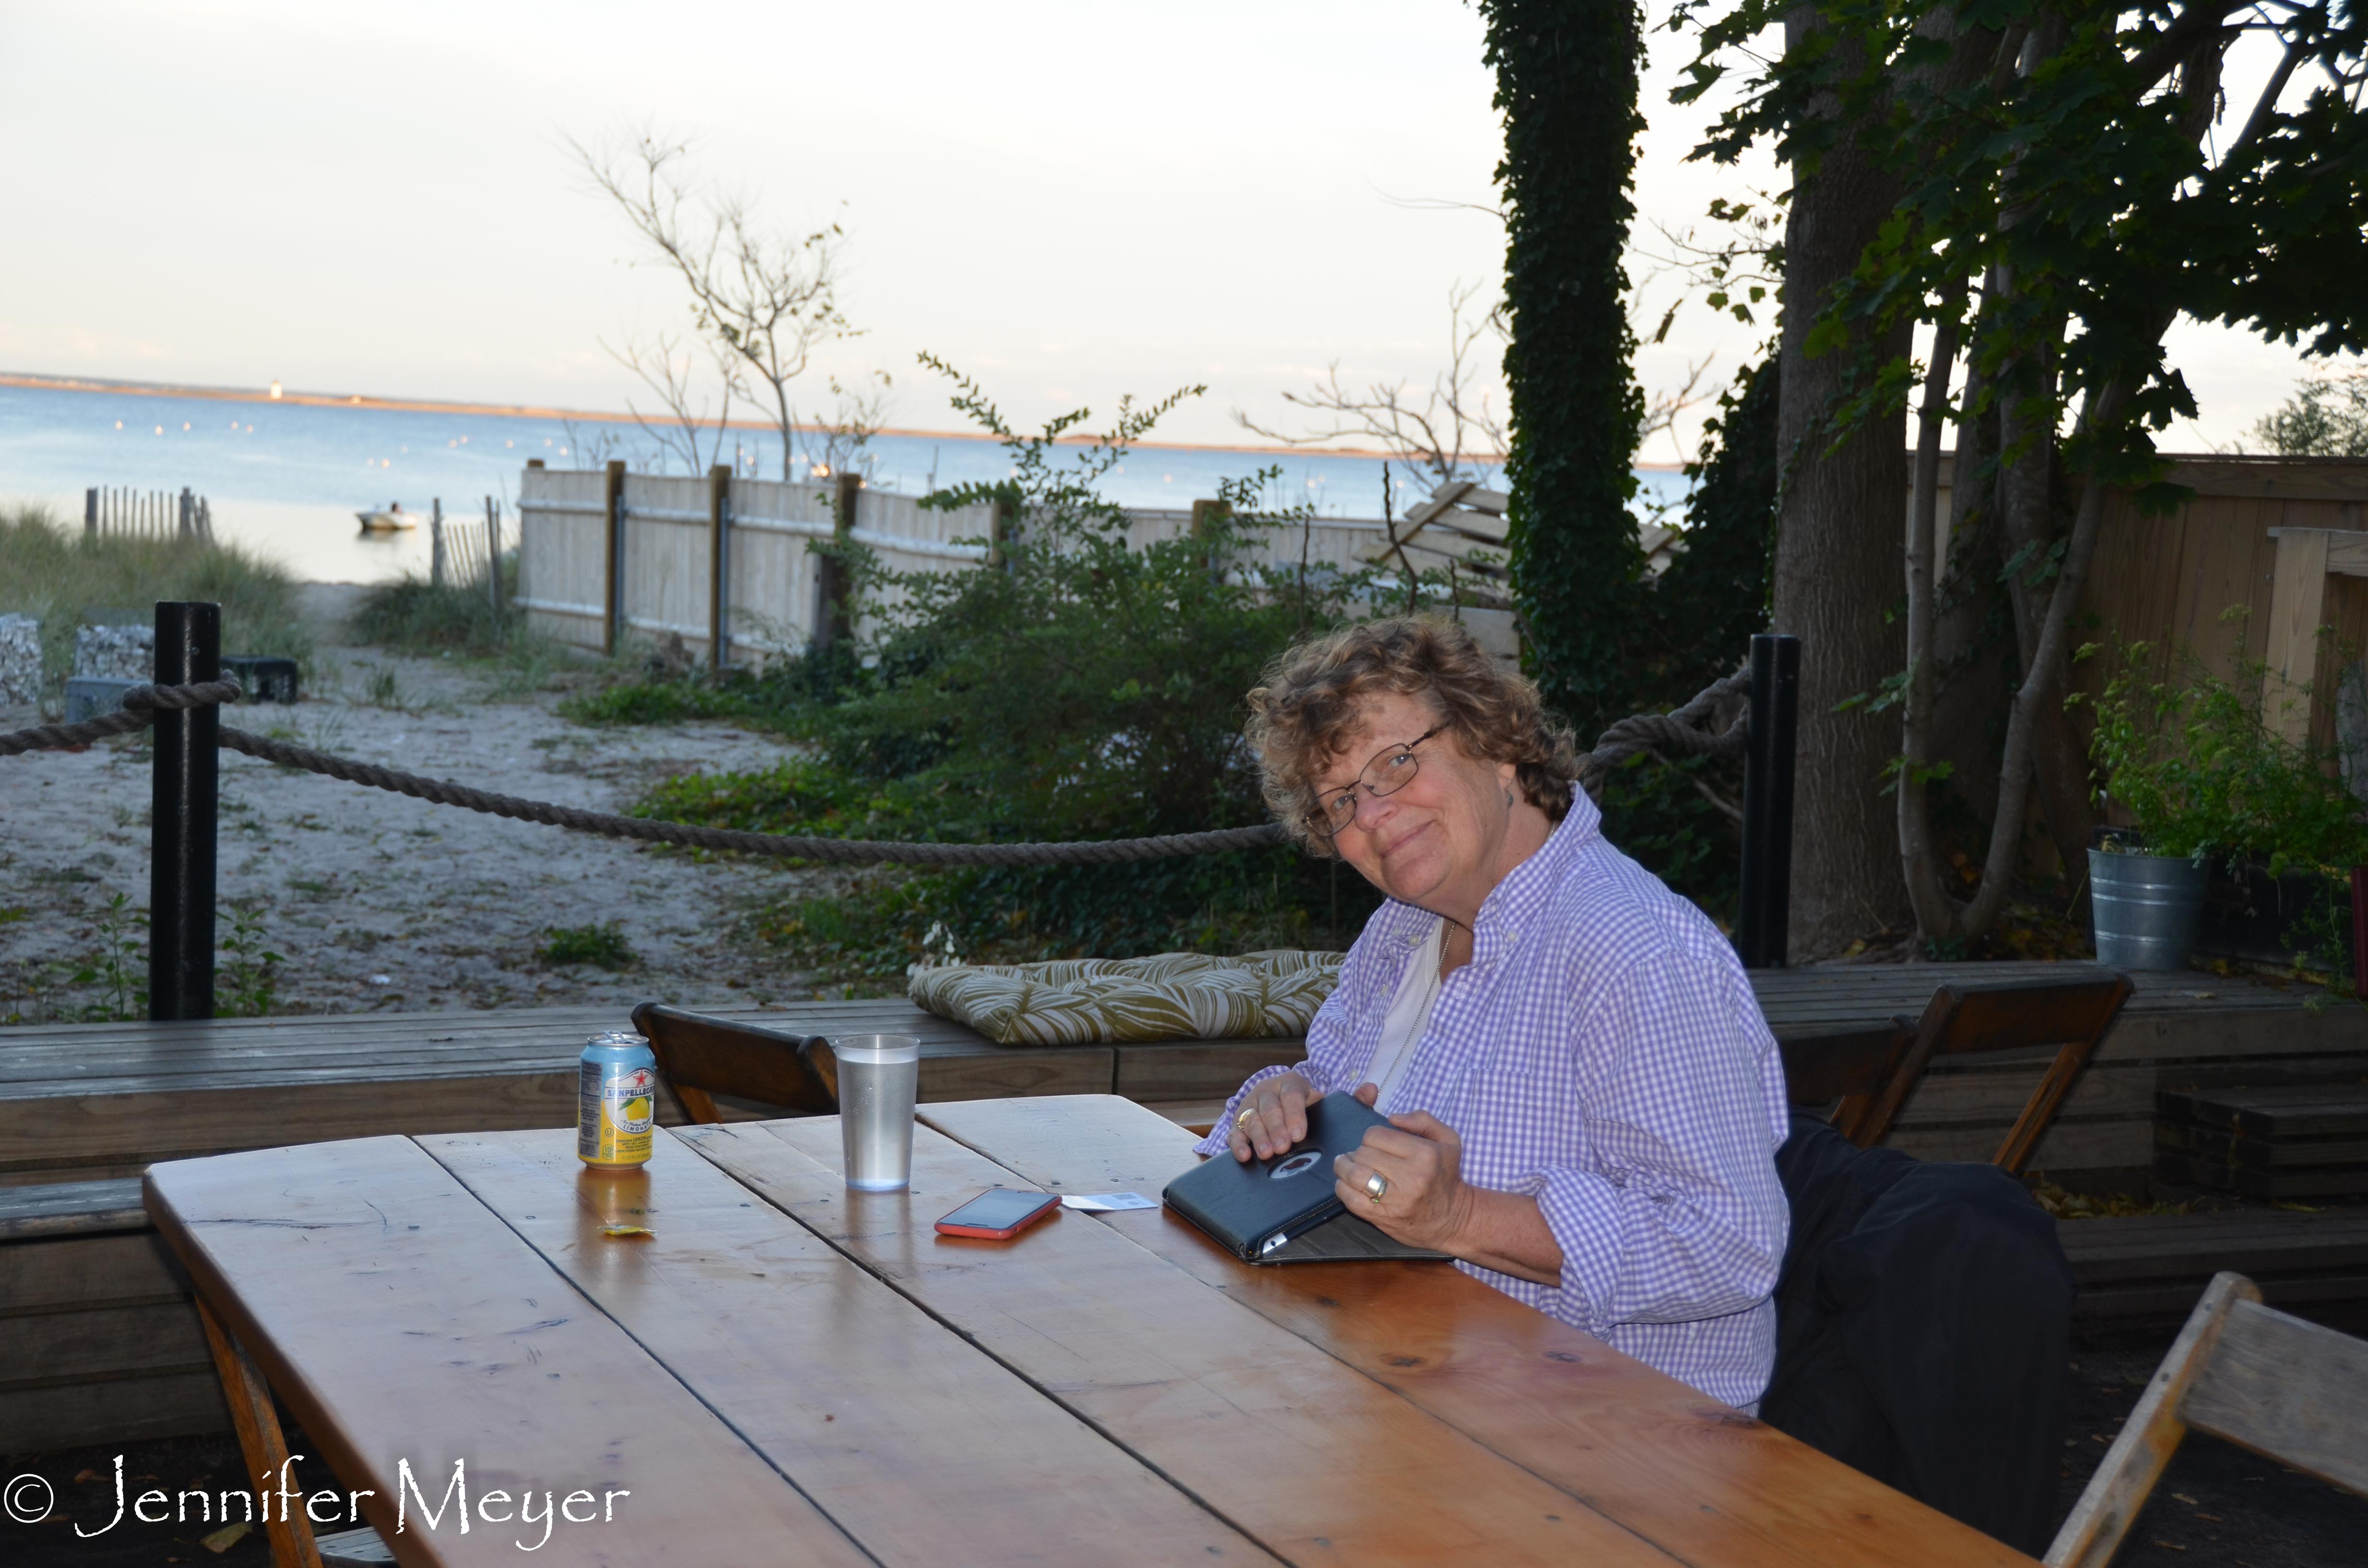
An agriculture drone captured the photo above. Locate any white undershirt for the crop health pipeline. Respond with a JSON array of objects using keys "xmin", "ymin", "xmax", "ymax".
[{"xmin": 1362, "ymin": 918, "xmax": 1445, "ymax": 1113}]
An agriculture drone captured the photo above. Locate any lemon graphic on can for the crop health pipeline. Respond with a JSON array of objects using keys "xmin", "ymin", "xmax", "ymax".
[{"xmin": 578, "ymin": 1031, "xmax": 658, "ymax": 1168}]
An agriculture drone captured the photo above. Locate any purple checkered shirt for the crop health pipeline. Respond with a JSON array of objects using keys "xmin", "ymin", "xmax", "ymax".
[{"xmin": 1196, "ymin": 791, "xmax": 1792, "ymax": 1409}]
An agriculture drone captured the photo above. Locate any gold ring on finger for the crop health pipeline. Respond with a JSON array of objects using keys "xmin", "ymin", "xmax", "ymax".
[{"xmin": 1235, "ymin": 1106, "xmax": 1259, "ymax": 1130}]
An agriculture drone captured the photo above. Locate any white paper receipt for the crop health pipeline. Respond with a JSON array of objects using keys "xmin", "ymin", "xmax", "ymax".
[{"xmin": 1060, "ymin": 1192, "xmax": 1158, "ymax": 1212}]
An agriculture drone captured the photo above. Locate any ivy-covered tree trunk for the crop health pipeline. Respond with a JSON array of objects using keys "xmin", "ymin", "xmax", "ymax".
[
  {"xmin": 1483, "ymin": 0, "xmax": 1648, "ymax": 738},
  {"xmin": 1766, "ymin": 12, "xmax": 1913, "ymax": 957}
]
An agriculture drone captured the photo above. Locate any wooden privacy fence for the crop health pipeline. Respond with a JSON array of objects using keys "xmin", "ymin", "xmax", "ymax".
[
  {"xmin": 84, "ymin": 486, "xmax": 214, "ymax": 543},
  {"xmin": 1915, "ymin": 454, "xmax": 2368, "ymax": 747},
  {"xmin": 512, "ymin": 461, "xmax": 1452, "ymax": 665}
]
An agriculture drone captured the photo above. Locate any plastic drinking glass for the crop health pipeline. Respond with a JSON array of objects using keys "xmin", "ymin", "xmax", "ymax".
[{"xmin": 835, "ymin": 1034, "xmax": 921, "ymax": 1190}]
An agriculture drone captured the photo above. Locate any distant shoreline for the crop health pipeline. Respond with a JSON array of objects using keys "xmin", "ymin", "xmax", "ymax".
[{"xmin": 0, "ymin": 369, "xmax": 1671, "ymax": 468}]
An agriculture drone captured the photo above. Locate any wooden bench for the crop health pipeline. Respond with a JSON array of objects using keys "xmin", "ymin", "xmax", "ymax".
[
  {"xmin": 0, "ymin": 1000, "xmax": 1306, "ymax": 1188},
  {"xmin": 1, "ymin": 963, "xmax": 2350, "ymax": 1190}
]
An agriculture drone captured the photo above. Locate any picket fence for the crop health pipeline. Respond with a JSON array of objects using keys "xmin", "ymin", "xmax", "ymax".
[{"xmin": 511, "ymin": 461, "xmax": 1455, "ymax": 666}]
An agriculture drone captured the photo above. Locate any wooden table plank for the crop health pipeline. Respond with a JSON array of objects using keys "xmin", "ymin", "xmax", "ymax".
[
  {"xmin": 418, "ymin": 1127, "xmax": 1267, "ymax": 1568},
  {"xmin": 681, "ymin": 1117, "xmax": 1684, "ymax": 1568},
  {"xmin": 916, "ymin": 1095, "xmax": 2031, "ymax": 1568},
  {"xmin": 144, "ymin": 1136, "xmax": 872, "ymax": 1568}
]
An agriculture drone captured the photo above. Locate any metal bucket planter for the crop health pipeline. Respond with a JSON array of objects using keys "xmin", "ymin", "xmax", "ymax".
[{"xmin": 2089, "ymin": 848, "xmax": 2213, "ymax": 969}]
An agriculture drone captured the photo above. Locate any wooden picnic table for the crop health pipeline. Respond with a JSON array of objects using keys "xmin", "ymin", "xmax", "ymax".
[{"xmin": 144, "ymin": 1094, "xmax": 2032, "ymax": 1567}]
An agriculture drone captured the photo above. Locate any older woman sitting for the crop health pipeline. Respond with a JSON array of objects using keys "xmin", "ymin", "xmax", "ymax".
[{"xmin": 1200, "ymin": 617, "xmax": 1790, "ymax": 1409}]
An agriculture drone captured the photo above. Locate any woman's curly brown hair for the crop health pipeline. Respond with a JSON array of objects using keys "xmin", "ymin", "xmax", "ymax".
[{"xmin": 1246, "ymin": 616, "xmax": 1581, "ymax": 855}]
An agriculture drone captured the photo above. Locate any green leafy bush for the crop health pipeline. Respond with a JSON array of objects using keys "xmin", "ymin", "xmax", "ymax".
[
  {"xmin": 2081, "ymin": 642, "xmax": 2368, "ymax": 870},
  {"xmin": 634, "ymin": 760, "xmax": 920, "ymax": 838},
  {"xmin": 2081, "ymin": 640, "xmax": 2368, "ymax": 985},
  {"xmin": 541, "ymin": 922, "xmax": 636, "ymax": 970},
  {"xmin": 614, "ymin": 365, "xmax": 1390, "ymax": 987},
  {"xmin": 802, "ymin": 362, "xmax": 1357, "ymax": 837},
  {"xmin": 561, "ymin": 677, "xmax": 750, "ymax": 727}
]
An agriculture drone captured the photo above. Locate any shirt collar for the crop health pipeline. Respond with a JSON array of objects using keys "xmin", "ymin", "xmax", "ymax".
[
  {"xmin": 1372, "ymin": 788, "xmax": 1598, "ymax": 961},
  {"xmin": 1469, "ymin": 789, "xmax": 1596, "ymax": 953}
]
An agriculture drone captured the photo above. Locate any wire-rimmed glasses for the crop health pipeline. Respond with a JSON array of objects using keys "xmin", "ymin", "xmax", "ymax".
[{"xmin": 1313, "ymin": 722, "xmax": 1449, "ymax": 838}]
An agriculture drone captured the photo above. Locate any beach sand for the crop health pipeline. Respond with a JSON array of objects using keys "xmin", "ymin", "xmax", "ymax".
[{"xmin": 0, "ymin": 585, "xmax": 841, "ymax": 1021}]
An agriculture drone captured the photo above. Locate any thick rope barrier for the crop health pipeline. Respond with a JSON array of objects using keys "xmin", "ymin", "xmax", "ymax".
[
  {"xmin": 216, "ymin": 725, "xmax": 1283, "ymax": 864},
  {"xmin": 2, "ymin": 670, "xmax": 1753, "ymax": 863},
  {"xmin": 0, "ymin": 680, "xmax": 244, "ymax": 757},
  {"xmin": 1581, "ymin": 669, "xmax": 1752, "ymax": 774}
]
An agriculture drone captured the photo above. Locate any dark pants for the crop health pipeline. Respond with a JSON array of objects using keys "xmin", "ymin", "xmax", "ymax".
[{"xmin": 1763, "ymin": 1114, "xmax": 2074, "ymax": 1555}]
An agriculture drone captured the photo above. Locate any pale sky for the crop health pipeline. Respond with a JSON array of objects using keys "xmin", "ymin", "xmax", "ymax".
[{"xmin": 0, "ymin": 0, "xmax": 2326, "ymax": 453}]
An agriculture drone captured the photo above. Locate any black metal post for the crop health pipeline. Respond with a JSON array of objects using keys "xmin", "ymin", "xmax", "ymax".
[
  {"xmin": 1737, "ymin": 633, "xmax": 1800, "ymax": 969},
  {"xmin": 150, "ymin": 601, "xmax": 220, "ymax": 1019}
]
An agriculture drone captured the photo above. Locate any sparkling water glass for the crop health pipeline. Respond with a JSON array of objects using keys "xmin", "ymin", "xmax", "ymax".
[{"xmin": 835, "ymin": 1034, "xmax": 921, "ymax": 1191}]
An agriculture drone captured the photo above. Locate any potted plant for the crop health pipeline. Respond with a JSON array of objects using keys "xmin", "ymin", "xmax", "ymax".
[{"xmin": 2080, "ymin": 644, "xmax": 2368, "ymax": 976}]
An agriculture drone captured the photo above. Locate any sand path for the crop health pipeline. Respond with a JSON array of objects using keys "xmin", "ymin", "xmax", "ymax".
[{"xmin": 0, "ymin": 586, "xmax": 840, "ymax": 1022}]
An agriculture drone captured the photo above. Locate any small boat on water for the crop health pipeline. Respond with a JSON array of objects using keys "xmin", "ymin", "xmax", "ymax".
[{"xmin": 356, "ymin": 503, "xmax": 418, "ymax": 533}]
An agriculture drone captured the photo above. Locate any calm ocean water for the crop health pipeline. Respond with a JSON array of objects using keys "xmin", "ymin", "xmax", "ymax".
[{"xmin": 0, "ymin": 383, "xmax": 1687, "ymax": 584}]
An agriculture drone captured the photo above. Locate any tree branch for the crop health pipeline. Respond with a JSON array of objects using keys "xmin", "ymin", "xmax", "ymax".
[{"xmin": 1900, "ymin": 283, "xmax": 1969, "ymax": 942}]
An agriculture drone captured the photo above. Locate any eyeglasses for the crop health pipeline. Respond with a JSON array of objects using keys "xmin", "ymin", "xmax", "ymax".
[{"xmin": 1312, "ymin": 723, "xmax": 1449, "ymax": 838}]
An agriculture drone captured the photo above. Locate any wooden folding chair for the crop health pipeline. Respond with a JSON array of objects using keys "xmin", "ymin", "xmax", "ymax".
[
  {"xmin": 1777, "ymin": 1024, "xmax": 1916, "ymax": 1110},
  {"xmin": 630, "ymin": 1002, "xmax": 840, "ymax": 1123},
  {"xmin": 2047, "ymin": 1271, "xmax": 2368, "ymax": 1567},
  {"xmin": 1835, "ymin": 975, "xmax": 2133, "ymax": 1176}
]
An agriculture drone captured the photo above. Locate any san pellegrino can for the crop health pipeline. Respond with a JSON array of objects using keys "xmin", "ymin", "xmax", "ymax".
[{"xmin": 577, "ymin": 1030, "xmax": 657, "ymax": 1169}]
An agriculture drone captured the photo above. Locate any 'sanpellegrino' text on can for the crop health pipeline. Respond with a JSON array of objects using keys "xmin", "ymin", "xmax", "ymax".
[{"xmin": 578, "ymin": 1030, "xmax": 658, "ymax": 1168}]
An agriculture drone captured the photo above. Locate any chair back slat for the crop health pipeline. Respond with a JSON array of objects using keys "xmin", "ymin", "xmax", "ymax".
[
  {"xmin": 1779, "ymin": 1026, "xmax": 1912, "ymax": 1106},
  {"xmin": 2045, "ymin": 1272, "xmax": 2259, "ymax": 1568},
  {"xmin": 2049, "ymin": 1273, "xmax": 2368, "ymax": 1568},
  {"xmin": 1842, "ymin": 974, "xmax": 2133, "ymax": 1173},
  {"xmin": 631, "ymin": 1002, "xmax": 839, "ymax": 1118},
  {"xmin": 1933, "ymin": 980, "xmax": 2131, "ymax": 1056},
  {"xmin": 2183, "ymin": 1296, "xmax": 2368, "ymax": 1496}
]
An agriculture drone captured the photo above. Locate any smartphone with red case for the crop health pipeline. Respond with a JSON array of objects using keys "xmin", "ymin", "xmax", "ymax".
[{"xmin": 935, "ymin": 1188, "xmax": 1062, "ymax": 1240}]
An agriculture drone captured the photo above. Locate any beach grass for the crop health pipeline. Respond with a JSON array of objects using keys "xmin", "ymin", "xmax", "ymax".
[
  {"xmin": 0, "ymin": 501, "xmax": 312, "ymax": 701},
  {"xmin": 347, "ymin": 565, "xmax": 588, "ymax": 696}
]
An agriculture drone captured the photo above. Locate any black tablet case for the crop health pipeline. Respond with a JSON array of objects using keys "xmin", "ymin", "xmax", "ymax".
[{"xmin": 1162, "ymin": 1091, "xmax": 1450, "ymax": 1264}]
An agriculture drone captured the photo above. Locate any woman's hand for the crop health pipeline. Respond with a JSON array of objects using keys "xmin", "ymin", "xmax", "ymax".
[
  {"xmin": 1227, "ymin": 1071, "xmax": 1317, "ymax": 1162},
  {"xmin": 1332, "ymin": 1110, "xmax": 1477, "ymax": 1252}
]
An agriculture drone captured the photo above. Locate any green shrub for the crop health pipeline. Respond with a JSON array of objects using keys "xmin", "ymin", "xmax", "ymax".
[
  {"xmin": 560, "ymin": 677, "xmax": 746, "ymax": 727},
  {"xmin": 349, "ymin": 565, "xmax": 520, "ymax": 657},
  {"xmin": 2081, "ymin": 641, "xmax": 2368, "ymax": 870},
  {"xmin": 541, "ymin": 922, "xmax": 636, "ymax": 970},
  {"xmin": 2081, "ymin": 638, "xmax": 2368, "ymax": 985},
  {"xmin": 608, "ymin": 364, "xmax": 1395, "ymax": 987},
  {"xmin": 634, "ymin": 760, "xmax": 921, "ymax": 838}
]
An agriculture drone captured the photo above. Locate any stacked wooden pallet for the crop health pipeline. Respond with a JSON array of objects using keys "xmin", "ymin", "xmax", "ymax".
[
  {"xmin": 2058, "ymin": 1206, "xmax": 2368, "ymax": 1328},
  {"xmin": 2154, "ymin": 1084, "xmax": 2368, "ymax": 1200}
]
